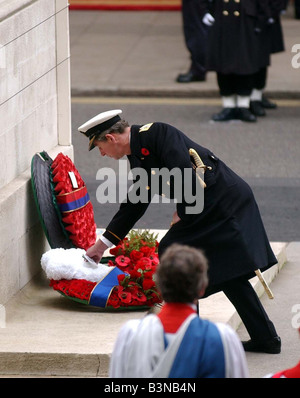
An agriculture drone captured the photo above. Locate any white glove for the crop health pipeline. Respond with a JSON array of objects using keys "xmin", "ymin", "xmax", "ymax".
[{"xmin": 202, "ymin": 13, "xmax": 215, "ymax": 26}]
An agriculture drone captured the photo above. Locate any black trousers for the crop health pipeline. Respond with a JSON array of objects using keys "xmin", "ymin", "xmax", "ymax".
[
  {"xmin": 181, "ymin": 0, "xmax": 209, "ymax": 77},
  {"xmin": 217, "ymin": 73, "xmax": 254, "ymax": 96},
  {"xmin": 204, "ymin": 276, "xmax": 278, "ymax": 342},
  {"xmin": 252, "ymin": 67, "xmax": 267, "ymax": 91}
]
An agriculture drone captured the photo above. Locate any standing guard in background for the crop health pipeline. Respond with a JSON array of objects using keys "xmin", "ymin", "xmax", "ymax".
[
  {"xmin": 79, "ymin": 109, "xmax": 281, "ymax": 354},
  {"xmin": 199, "ymin": 0, "xmax": 271, "ymax": 122},
  {"xmin": 250, "ymin": 0, "xmax": 287, "ymax": 116},
  {"xmin": 176, "ymin": 0, "xmax": 210, "ymax": 83}
]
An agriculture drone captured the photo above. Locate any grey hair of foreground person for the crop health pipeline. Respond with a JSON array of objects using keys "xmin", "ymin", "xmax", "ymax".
[{"xmin": 155, "ymin": 243, "xmax": 209, "ymax": 303}]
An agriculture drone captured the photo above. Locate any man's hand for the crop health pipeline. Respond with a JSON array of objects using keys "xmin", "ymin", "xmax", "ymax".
[{"xmin": 85, "ymin": 239, "xmax": 108, "ymax": 264}]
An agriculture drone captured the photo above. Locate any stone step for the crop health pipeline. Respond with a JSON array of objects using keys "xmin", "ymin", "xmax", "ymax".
[{"xmin": 0, "ymin": 230, "xmax": 287, "ymax": 377}]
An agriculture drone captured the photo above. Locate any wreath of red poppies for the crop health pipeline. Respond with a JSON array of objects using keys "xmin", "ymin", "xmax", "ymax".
[
  {"xmin": 49, "ymin": 230, "xmax": 162, "ymax": 309},
  {"xmin": 43, "ymin": 153, "xmax": 162, "ymax": 310},
  {"xmin": 106, "ymin": 231, "xmax": 161, "ymax": 308},
  {"xmin": 50, "ymin": 153, "xmax": 96, "ymax": 251}
]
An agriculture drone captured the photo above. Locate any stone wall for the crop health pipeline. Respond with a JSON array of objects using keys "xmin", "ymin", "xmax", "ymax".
[{"xmin": 0, "ymin": 0, "xmax": 73, "ymax": 304}]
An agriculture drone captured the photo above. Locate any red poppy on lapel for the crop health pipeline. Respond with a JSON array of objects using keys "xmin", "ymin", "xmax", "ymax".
[{"xmin": 141, "ymin": 148, "xmax": 150, "ymax": 156}]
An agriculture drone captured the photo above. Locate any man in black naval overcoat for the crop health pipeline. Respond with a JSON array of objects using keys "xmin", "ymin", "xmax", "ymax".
[
  {"xmin": 198, "ymin": 0, "xmax": 272, "ymax": 122},
  {"xmin": 250, "ymin": 0, "xmax": 286, "ymax": 116},
  {"xmin": 176, "ymin": 0, "xmax": 209, "ymax": 83},
  {"xmin": 79, "ymin": 109, "xmax": 281, "ymax": 354}
]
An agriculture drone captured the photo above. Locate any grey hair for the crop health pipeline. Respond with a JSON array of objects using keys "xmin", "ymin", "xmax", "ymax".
[
  {"xmin": 94, "ymin": 120, "xmax": 129, "ymax": 142},
  {"xmin": 155, "ymin": 244, "xmax": 209, "ymax": 303}
]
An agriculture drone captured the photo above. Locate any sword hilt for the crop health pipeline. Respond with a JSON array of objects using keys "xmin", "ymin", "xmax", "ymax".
[{"xmin": 189, "ymin": 148, "xmax": 212, "ymax": 189}]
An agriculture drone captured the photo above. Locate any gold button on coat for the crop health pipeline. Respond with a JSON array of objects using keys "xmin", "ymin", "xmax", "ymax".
[
  {"xmin": 223, "ymin": 10, "xmax": 229, "ymax": 16},
  {"xmin": 234, "ymin": 11, "xmax": 240, "ymax": 16}
]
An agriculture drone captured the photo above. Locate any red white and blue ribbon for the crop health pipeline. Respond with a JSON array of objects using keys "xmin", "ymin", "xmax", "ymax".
[{"xmin": 56, "ymin": 186, "xmax": 90, "ymax": 213}]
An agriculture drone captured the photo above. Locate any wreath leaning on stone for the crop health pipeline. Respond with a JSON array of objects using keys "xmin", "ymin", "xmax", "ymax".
[{"xmin": 32, "ymin": 151, "xmax": 162, "ymax": 310}]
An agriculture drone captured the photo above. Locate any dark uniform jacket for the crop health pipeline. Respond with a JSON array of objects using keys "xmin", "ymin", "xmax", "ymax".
[
  {"xmin": 103, "ymin": 122, "xmax": 277, "ymax": 293},
  {"xmin": 255, "ymin": 0, "xmax": 285, "ymax": 71},
  {"xmin": 268, "ymin": 0, "xmax": 285, "ymax": 54},
  {"xmin": 198, "ymin": 0, "xmax": 271, "ymax": 75}
]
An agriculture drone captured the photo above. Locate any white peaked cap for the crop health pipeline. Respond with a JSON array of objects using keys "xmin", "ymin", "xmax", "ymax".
[{"xmin": 78, "ymin": 109, "xmax": 122, "ymax": 150}]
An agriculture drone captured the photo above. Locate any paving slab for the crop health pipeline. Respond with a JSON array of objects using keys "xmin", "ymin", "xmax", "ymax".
[{"xmin": 69, "ymin": 8, "xmax": 300, "ymax": 99}]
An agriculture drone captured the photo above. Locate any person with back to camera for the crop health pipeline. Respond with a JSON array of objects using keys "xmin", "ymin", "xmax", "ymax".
[{"xmin": 109, "ymin": 244, "xmax": 249, "ymax": 378}]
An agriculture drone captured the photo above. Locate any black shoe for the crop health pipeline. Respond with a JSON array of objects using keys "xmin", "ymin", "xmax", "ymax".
[
  {"xmin": 242, "ymin": 336, "xmax": 281, "ymax": 354},
  {"xmin": 261, "ymin": 96, "xmax": 277, "ymax": 109},
  {"xmin": 176, "ymin": 71, "xmax": 206, "ymax": 83},
  {"xmin": 212, "ymin": 108, "xmax": 237, "ymax": 122},
  {"xmin": 236, "ymin": 107, "xmax": 257, "ymax": 122},
  {"xmin": 250, "ymin": 100, "xmax": 266, "ymax": 116}
]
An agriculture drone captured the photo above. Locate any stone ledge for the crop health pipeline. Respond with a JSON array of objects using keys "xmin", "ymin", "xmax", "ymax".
[
  {"xmin": 0, "ymin": 233, "xmax": 288, "ymax": 377},
  {"xmin": 199, "ymin": 242, "xmax": 288, "ymax": 331},
  {"xmin": 0, "ymin": 352, "xmax": 108, "ymax": 378}
]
